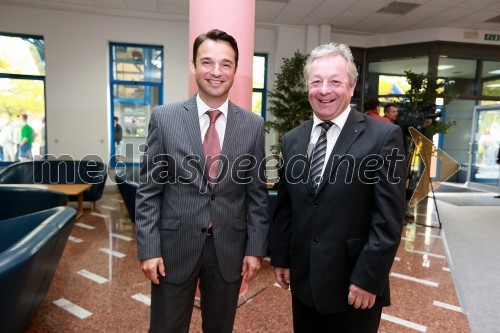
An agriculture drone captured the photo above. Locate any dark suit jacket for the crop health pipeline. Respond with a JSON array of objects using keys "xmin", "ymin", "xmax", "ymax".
[
  {"xmin": 271, "ymin": 108, "xmax": 406, "ymax": 314},
  {"xmin": 135, "ymin": 96, "xmax": 268, "ymax": 285}
]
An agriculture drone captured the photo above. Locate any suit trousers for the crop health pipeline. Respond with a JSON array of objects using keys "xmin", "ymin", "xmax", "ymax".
[
  {"xmin": 149, "ymin": 236, "xmax": 242, "ymax": 333},
  {"xmin": 292, "ymin": 295, "xmax": 382, "ymax": 333}
]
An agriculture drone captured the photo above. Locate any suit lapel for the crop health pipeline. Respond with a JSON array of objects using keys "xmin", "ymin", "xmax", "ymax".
[
  {"xmin": 220, "ymin": 101, "xmax": 239, "ymax": 158},
  {"xmin": 290, "ymin": 120, "xmax": 317, "ymax": 197},
  {"xmin": 315, "ymin": 109, "xmax": 365, "ymax": 194},
  {"xmin": 216, "ymin": 101, "xmax": 240, "ymax": 186},
  {"xmin": 181, "ymin": 96, "xmax": 207, "ymax": 181}
]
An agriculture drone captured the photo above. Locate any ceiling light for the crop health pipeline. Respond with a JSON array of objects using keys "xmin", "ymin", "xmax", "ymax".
[
  {"xmin": 438, "ymin": 65, "xmax": 455, "ymax": 70},
  {"xmin": 488, "ymin": 70, "xmax": 500, "ymax": 75},
  {"xmin": 486, "ymin": 84, "xmax": 500, "ymax": 88}
]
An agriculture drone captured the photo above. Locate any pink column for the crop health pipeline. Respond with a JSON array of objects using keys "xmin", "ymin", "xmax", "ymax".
[
  {"xmin": 189, "ymin": 0, "xmax": 255, "ymax": 110},
  {"xmin": 190, "ymin": 0, "xmax": 256, "ymax": 299}
]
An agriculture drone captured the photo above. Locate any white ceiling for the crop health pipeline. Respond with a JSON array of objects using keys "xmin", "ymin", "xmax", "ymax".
[{"xmin": 1, "ymin": 0, "xmax": 500, "ymax": 35}]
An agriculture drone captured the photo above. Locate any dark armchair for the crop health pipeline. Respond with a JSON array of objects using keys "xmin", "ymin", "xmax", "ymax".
[
  {"xmin": 115, "ymin": 173, "xmax": 138, "ymax": 223},
  {"xmin": 0, "ymin": 160, "xmax": 107, "ymax": 209},
  {"xmin": 0, "ymin": 206, "xmax": 77, "ymax": 333},
  {"xmin": 0, "ymin": 186, "xmax": 68, "ymax": 221}
]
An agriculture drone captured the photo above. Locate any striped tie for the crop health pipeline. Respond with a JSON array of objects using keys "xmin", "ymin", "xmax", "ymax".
[{"xmin": 309, "ymin": 121, "xmax": 334, "ymax": 191}]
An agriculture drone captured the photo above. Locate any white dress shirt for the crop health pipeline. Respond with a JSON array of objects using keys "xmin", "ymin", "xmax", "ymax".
[
  {"xmin": 196, "ymin": 93, "xmax": 228, "ymax": 149},
  {"xmin": 309, "ymin": 106, "xmax": 351, "ymax": 177}
]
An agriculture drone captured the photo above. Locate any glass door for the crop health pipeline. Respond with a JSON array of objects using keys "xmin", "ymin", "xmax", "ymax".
[{"xmin": 467, "ymin": 104, "xmax": 500, "ymax": 192}]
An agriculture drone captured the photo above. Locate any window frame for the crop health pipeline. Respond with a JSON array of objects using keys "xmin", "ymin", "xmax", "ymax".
[
  {"xmin": 0, "ymin": 32, "xmax": 46, "ymax": 166},
  {"xmin": 109, "ymin": 42, "xmax": 164, "ymax": 167},
  {"xmin": 252, "ymin": 53, "xmax": 268, "ymax": 119}
]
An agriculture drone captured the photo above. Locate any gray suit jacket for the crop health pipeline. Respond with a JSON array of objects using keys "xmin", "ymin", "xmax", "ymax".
[
  {"xmin": 271, "ymin": 108, "xmax": 406, "ymax": 314},
  {"xmin": 136, "ymin": 96, "xmax": 268, "ymax": 284}
]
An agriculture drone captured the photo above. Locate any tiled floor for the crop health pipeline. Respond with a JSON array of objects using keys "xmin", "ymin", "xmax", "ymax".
[{"xmin": 26, "ymin": 191, "xmax": 471, "ymax": 333}]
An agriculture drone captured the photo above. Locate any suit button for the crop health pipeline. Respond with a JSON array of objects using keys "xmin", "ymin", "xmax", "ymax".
[
  {"xmin": 211, "ymin": 194, "xmax": 215, "ymax": 200},
  {"xmin": 201, "ymin": 228, "xmax": 207, "ymax": 233},
  {"xmin": 313, "ymin": 200, "xmax": 319, "ymax": 208},
  {"xmin": 313, "ymin": 238, "xmax": 319, "ymax": 245}
]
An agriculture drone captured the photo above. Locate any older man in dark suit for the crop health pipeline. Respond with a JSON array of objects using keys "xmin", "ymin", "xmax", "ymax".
[
  {"xmin": 135, "ymin": 29, "xmax": 268, "ymax": 333},
  {"xmin": 271, "ymin": 42, "xmax": 406, "ymax": 332}
]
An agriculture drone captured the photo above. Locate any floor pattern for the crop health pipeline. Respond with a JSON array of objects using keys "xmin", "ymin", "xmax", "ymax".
[{"xmin": 25, "ymin": 191, "xmax": 471, "ymax": 332}]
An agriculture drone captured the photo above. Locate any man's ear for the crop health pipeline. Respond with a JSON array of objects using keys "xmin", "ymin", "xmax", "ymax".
[{"xmin": 190, "ymin": 59, "xmax": 196, "ymax": 74}]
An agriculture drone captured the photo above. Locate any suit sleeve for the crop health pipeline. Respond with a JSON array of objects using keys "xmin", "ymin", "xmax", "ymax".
[
  {"xmin": 270, "ymin": 135, "xmax": 292, "ymax": 268},
  {"xmin": 135, "ymin": 107, "xmax": 168, "ymax": 261},
  {"xmin": 244, "ymin": 118, "xmax": 269, "ymax": 257},
  {"xmin": 350, "ymin": 125, "xmax": 406, "ymax": 295}
]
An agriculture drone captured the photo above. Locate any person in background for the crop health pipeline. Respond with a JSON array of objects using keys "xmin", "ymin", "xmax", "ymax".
[
  {"xmin": 271, "ymin": 42, "xmax": 406, "ymax": 332},
  {"xmin": 383, "ymin": 103, "xmax": 398, "ymax": 123},
  {"xmin": 114, "ymin": 116, "xmax": 123, "ymax": 160},
  {"xmin": 364, "ymin": 98, "xmax": 391, "ymax": 123},
  {"xmin": 135, "ymin": 29, "xmax": 268, "ymax": 333},
  {"xmin": 18, "ymin": 113, "xmax": 34, "ymax": 162},
  {"xmin": 39, "ymin": 117, "xmax": 46, "ymax": 157}
]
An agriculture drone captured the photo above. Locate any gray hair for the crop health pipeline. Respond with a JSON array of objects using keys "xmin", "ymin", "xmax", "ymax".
[{"xmin": 303, "ymin": 42, "xmax": 358, "ymax": 86}]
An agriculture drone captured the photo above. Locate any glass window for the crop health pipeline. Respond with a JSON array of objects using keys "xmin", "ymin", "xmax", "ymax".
[
  {"xmin": 110, "ymin": 43, "xmax": 163, "ymax": 165},
  {"xmin": 112, "ymin": 46, "xmax": 162, "ymax": 83},
  {"xmin": 0, "ymin": 35, "xmax": 45, "ymax": 76},
  {"xmin": 482, "ymin": 60, "xmax": 500, "ymax": 97},
  {"xmin": 438, "ymin": 57, "xmax": 476, "ymax": 96},
  {"xmin": 367, "ymin": 57, "xmax": 428, "ymax": 98},
  {"xmin": 252, "ymin": 54, "xmax": 268, "ymax": 117},
  {"xmin": 0, "ymin": 34, "xmax": 46, "ymax": 163}
]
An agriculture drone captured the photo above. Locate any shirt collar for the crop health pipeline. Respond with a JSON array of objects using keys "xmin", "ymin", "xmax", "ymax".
[
  {"xmin": 196, "ymin": 93, "xmax": 229, "ymax": 118},
  {"xmin": 312, "ymin": 105, "xmax": 351, "ymax": 131}
]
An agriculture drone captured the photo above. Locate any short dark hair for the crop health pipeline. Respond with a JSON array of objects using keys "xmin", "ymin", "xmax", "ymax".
[
  {"xmin": 363, "ymin": 98, "xmax": 380, "ymax": 112},
  {"xmin": 192, "ymin": 29, "xmax": 239, "ymax": 68},
  {"xmin": 384, "ymin": 103, "xmax": 397, "ymax": 112}
]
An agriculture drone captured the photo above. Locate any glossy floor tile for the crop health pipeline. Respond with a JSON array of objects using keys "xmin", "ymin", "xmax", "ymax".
[{"xmin": 26, "ymin": 191, "xmax": 471, "ymax": 332}]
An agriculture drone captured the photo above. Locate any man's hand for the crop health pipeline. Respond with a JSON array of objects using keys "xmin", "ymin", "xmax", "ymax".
[
  {"xmin": 348, "ymin": 283, "xmax": 376, "ymax": 309},
  {"xmin": 241, "ymin": 256, "xmax": 262, "ymax": 282},
  {"xmin": 140, "ymin": 257, "xmax": 165, "ymax": 285},
  {"xmin": 273, "ymin": 267, "xmax": 290, "ymax": 290}
]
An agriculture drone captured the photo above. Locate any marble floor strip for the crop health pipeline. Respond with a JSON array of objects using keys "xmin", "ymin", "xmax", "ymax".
[
  {"xmin": 76, "ymin": 269, "xmax": 109, "ymax": 284},
  {"xmin": 111, "ymin": 233, "xmax": 133, "ymax": 241},
  {"xmin": 99, "ymin": 248, "xmax": 126, "ymax": 258},
  {"xmin": 381, "ymin": 313, "xmax": 427, "ymax": 332},
  {"xmin": 405, "ymin": 249, "xmax": 447, "ymax": 259},
  {"xmin": 433, "ymin": 300, "xmax": 462, "ymax": 313},
  {"xmin": 52, "ymin": 298, "xmax": 92, "ymax": 319},
  {"xmin": 74, "ymin": 222, "xmax": 95, "ymax": 230},
  {"xmin": 390, "ymin": 272, "xmax": 440, "ymax": 287},
  {"xmin": 68, "ymin": 236, "xmax": 83, "ymax": 243}
]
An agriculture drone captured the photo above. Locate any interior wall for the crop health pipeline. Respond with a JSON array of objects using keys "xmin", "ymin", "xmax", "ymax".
[{"xmin": 0, "ymin": 4, "xmax": 189, "ymax": 164}]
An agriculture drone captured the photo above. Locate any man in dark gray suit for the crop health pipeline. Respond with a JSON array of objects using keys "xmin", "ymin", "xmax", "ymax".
[
  {"xmin": 271, "ymin": 42, "xmax": 406, "ymax": 332},
  {"xmin": 135, "ymin": 29, "xmax": 268, "ymax": 333}
]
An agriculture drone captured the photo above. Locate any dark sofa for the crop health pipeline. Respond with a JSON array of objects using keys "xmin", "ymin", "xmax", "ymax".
[
  {"xmin": 0, "ymin": 206, "xmax": 77, "ymax": 333},
  {"xmin": 0, "ymin": 186, "xmax": 68, "ymax": 221},
  {"xmin": 0, "ymin": 160, "xmax": 107, "ymax": 209}
]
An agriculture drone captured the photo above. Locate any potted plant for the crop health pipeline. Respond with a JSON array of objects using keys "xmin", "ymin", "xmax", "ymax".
[
  {"xmin": 398, "ymin": 70, "xmax": 457, "ymax": 139},
  {"xmin": 265, "ymin": 51, "xmax": 310, "ymax": 155}
]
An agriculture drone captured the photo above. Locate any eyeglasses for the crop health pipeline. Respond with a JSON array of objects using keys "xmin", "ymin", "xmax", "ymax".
[{"xmin": 308, "ymin": 79, "xmax": 348, "ymax": 89}]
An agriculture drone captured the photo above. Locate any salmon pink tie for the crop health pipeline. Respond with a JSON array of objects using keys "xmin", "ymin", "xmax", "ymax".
[{"xmin": 203, "ymin": 110, "xmax": 222, "ymax": 182}]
